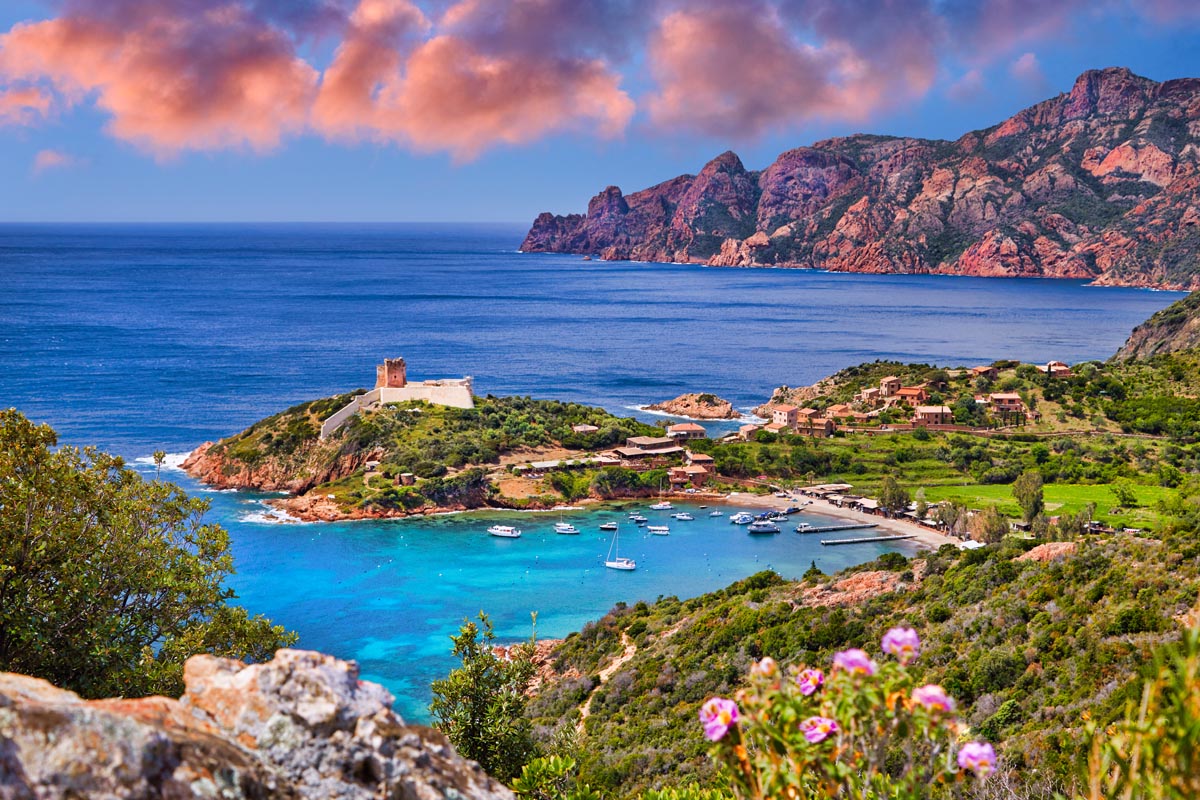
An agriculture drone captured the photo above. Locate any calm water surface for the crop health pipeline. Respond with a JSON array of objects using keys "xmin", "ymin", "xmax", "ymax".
[{"xmin": 0, "ymin": 223, "xmax": 1184, "ymax": 717}]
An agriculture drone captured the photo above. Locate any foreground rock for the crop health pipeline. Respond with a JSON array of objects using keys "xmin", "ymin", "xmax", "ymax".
[
  {"xmin": 525, "ymin": 68, "xmax": 1200, "ymax": 291},
  {"xmin": 646, "ymin": 392, "xmax": 739, "ymax": 419},
  {"xmin": 0, "ymin": 649, "xmax": 512, "ymax": 800}
]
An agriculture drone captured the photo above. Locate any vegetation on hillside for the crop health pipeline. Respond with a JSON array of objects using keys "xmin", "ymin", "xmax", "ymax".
[{"xmin": 0, "ymin": 409, "xmax": 295, "ymax": 698}]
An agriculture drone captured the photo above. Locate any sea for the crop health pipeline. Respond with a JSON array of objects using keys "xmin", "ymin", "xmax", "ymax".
[{"xmin": 0, "ymin": 222, "xmax": 1185, "ymax": 719}]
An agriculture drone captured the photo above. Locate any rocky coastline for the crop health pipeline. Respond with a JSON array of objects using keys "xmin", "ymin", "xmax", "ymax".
[{"xmin": 644, "ymin": 392, "xmax": 740, "ymax": 419}]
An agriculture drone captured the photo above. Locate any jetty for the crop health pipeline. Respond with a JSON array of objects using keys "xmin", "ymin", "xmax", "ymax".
[
  {"xmin": 794, "ymin": 522, "xmax": 878, "ymax": 535},
  {"xmin": 820, "ymin": 534, "xmax": 916, "ymax": 546}
]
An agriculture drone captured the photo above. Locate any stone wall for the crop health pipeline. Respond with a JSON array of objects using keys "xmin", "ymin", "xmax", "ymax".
[{"xmin": 0, "ymin": 649, "xmax": 513, "ymax": 800}]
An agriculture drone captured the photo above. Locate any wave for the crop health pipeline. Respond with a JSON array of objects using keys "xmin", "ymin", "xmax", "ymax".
[
  {"xmin": 132, "ymin": 451, "xmax": 192, "ymax": 471},
  {"xmin": 237, "ymin": 501, "xmax": 308, "ymax": 525}
]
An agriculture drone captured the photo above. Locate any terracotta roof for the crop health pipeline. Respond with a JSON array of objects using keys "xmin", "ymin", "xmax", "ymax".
[
  {"xmin": 772, "ymin": 404, "xmax": 798, "ymax": 413},
  {"xmin": 668, "ymin": 422, "xmax": 706, "ymax": 432},
  {"xmin": 915, "ymin": 405, "xmax": 952, "ymax": 414}
]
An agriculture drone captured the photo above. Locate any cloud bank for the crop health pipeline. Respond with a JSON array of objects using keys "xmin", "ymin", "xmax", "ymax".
[{"xmin": 0, "ymin": 0, "xmax": 1193, "ymax": 159}]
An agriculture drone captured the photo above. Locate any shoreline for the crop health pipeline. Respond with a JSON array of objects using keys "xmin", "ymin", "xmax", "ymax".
[{"xmin": 721, "ymin": 491, "xmax": 961, "ymax": 552}]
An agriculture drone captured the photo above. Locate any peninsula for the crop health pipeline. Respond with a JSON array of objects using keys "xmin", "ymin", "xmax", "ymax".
[{"xmin": 523, "ymin": 68, "xmax": 1200, "ymax": 291}]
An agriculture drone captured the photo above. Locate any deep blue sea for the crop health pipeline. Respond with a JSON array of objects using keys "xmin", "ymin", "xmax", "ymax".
[{"xmin": 0, "ymin": 223, "xmax": 1185, "ymax": 718}]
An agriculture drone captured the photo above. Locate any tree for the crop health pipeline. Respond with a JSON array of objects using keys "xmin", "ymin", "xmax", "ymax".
[
  {"xmin": 877, "ymin": 476, "xmax": 911, "ymax": 516},
  {"xmin": 1111, "ymin": 479, "xmax": 1138, "ymax": 508},
  {"xmin": 1012, "ymin": 470, "xmax": 1045, "ymax": 524},
  {"xmin": 0, "ymin": 410, "xmax": 294, "ymax": 699},
  {"xmin": 430, "ymin": 612, "xmax": 538, "ymax": 783},
  {"xmin": 970, "ymin": 506, "xmax": 1009, "ymax": 544}
]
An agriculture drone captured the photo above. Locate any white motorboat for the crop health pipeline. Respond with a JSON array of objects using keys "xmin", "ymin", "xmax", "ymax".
[
  {"xmin": 487, "ymin": 525, "xmax": 521, "ymax": 538},
  {"xmin": 599, "ymin": 522, "xmax": 618, "ymax": 531},
  {"xmin": 708, "ymin": 510, "xmax": 724, "ymax": 517},
  {"xmin": 649, "ymin": 501, "xmax": 673, "ymax": 511},
  {"xmin": 748, "ymin": 520, "xmax": 780, "ymax": 534},
  {"xmin": 605, "ymin": 525, "xmax": 636, "ymax": 570},
  {"xmin": 672, "ymin": 512, "xmax": 694, "ymax": 521},
  {"xmin": 729, "ymin": 512, "xmax": 755, "ymax": 525},
  {"xmin": 647, "ymin": 525, "xmax": 670, "ymax": 535},
  {"xmin": 555, "ymin": 521, "xmax": 580, "ymax": 535},
  {"xmin": 628, "ymin": 513, "xmax": 648, "ymax": 523}
]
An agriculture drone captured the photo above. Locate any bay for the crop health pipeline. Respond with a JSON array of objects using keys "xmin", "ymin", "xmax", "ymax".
[{"xmin": 0, "ymin": 222, "xmax": 1184, "ymax": 718}]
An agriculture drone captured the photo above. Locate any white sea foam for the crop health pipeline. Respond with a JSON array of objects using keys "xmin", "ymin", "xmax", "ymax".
[
  {"xmin": 238, "ymin": 500, "xmax": 308, "ymax": 525},
  {"xmin": 627, "ymin": 404, "xmax": 764, "ymax": 424},
  {"xmin": 132, "ymin": 450, "xmax": 192, "ymax": 471}
]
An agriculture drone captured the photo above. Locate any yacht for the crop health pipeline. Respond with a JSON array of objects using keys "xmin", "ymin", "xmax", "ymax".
[
  {"xmin": 672, "ymin": 512, "xmax": 694, "ymax": 521},
  {"xmin": 647, "ymin": 525, "xmax": 670, "ymax": 535},
  {"xmin": 649, "ymin": 501, "xmax": 673, "ymax": 511},
  {"xmin": 487, "ymin": 525, "xmax": 521, "ymax": 538},
  {"xmin": 708, "ymin": 509, "xmax": 724, "ymax": 517},
  {"xmin": 599, "ymin": 522, "xmax": 618, "ymax": 531},
  {"xmin": 748, "ymin": 520, "xmax": 780, "ymax": 534},
  {"xmin": 554, "ymin": 521, "xmax": 580, "ymax": 535},
  {"xmin": 729, "ymin": 512, "xmax": 755, "ymax": 525},
  {"xmin": 628, "ymin": 513, "xmax": 648, "ymax": 523},
  {"xmin": 605, "ymin": 525, "xmax": 636, "ymax": 571}
]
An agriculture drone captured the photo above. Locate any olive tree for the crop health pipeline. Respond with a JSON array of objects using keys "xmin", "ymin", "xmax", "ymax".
[{"xmin": 0, "ymin": 409, "xmax": 295, "ymax": 698}]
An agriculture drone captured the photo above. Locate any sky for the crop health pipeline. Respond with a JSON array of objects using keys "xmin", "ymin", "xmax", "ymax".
[{"xmin": 2, "ymin": 0, "xmax": 1200, "ymax": 223}]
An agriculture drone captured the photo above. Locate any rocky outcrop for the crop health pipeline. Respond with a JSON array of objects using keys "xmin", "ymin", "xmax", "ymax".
[
  {"xmin": 182, "ymin": 441, "xmax": 370, "ymax": 494},
  {"xmin": 645, "ymin": 392, "xmax": 739, "ymax": 419},
  {"xmin": 1016, "ymin": 542, "xmax": 1079, "ymax": 562},
  {"xmin": 524, "ymin": 68, "xmax": 1200, "ymax": 291},
  {"xmin": 0, "ymin": 649, "xmax": 512, "ymax": 800},
  {"xmin": 1113, "ymin": 290, "xmax": 1200, "ymax": 359}
]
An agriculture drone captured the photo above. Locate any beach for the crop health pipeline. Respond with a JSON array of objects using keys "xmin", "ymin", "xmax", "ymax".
[{"xmin": 723, "ymin": 491, "xmax": 960, "ymax": 551}]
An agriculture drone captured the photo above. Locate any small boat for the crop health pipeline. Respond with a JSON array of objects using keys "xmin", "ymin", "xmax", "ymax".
[
  {"xmin": 730, "ymin": 512, "xmax": 755, "ymax": 525},
  {"xmin": 672, "ymin": 512, "xmax": 694, "ymax": 521},
  {"xmin": 699, "ymin": 505, "xmax": 709, "ymax": 509},
  {"xmin": 708, "ymin": 510, "xmax": 724, "ymax": 517},
  {"xmin": 605, "ymin": 525, "xmax": 636, "ymax": 570},
  {"xmin": 599, "ymin": 522, "xmax": 618, "ymax": 531},
  {"xmin": 647, "ymin": 525, "xmax": 670, "ymax": 535},
  {"xmin": 767, "ymin": 512, "xmax": 789, "ymax": 522},
  {"xmin": 649, "ymin": 501, "xmax": 673, "ymax": 511},
  {"xmin": 748, "ymin": 520, "xmax": 780, "ymax": 534},
  {"xmin": 786, "ymin": 506, "xmax": 802, "ymax": 514},
  {"xmin": 487, "ymin": 525, "xmax": 521, "ymax": 538},
  {"xmin": 555, "ymin": 521, "xmax": 580, "ymax": 535},
  {"xmin": 628, "ymin": 513, "xmax": 648, "ymax": 523},
  {"xmin": 795, "ymin": 523, "xmax": 814, "ymax": 533}
]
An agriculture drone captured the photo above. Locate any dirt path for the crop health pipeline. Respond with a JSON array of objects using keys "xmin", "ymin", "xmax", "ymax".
[{"xmin": 576, "ymin": 631, "xmax": 636, "ymax": 735}]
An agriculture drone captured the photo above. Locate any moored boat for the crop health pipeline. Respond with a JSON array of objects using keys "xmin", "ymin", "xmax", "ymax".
[
  {"xmin": 729, "ymin": 512, "xmax": 755, "ymax": 525},
  {"xmin": 748, "ymin": 520, "xmax": 780, "ymax": 534},
  {"xmin": 599, "ymin": 522, "xmax": 618, "ymax": 531},
  {"xmin": 649, "ymin": 501, "xmax": 673, "ymax": 511},
  {"xmin": 647, "ymin": 525, "xmax": 670, "ymax": 535},
  {"xmin": 555, "ymin": 521, "xmax": 580, "ymax": 535},
  {"xmin": 672, "ymin": 512, "xmax": 694, "ymax": 520},
  {"xmin": 708, "ymin": 509, "xmax": 724, "ymax": 517},
  {"xmin": 605, "ymin": 525, "xmax": 636, "ymax": 570},
  {"xmin": 487, "ymin": 525, "xmax": 521, "ymax": 538}
]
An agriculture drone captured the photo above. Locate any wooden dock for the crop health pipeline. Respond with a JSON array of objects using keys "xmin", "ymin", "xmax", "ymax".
[
  {"xmin": 820, "ymin": 534, "xmax": 915, "ymax": 546},
  {"xmin": 794, "ymin": 522, "xmax": 878, "ymax": 535}
]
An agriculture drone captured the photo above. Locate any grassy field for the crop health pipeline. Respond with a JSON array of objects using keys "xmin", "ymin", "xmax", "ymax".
[{"xmin": 921, "ymin": 482, "xmax": 1175, "ymax": 528}]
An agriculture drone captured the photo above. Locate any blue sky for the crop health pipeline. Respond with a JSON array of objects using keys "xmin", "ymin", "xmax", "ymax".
[{"xmin": 2, "ymin": 1, "xmax": 1200, "ymax": 223}]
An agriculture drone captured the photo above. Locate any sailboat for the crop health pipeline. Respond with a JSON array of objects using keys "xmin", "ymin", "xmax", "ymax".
[
  {"xmin": 648, "ymin": 476, "xmax": 673, "ymax": 511},
  {"xmin": 605, "ymin": 524, "xmax": 636, "ymax": 571},
  {"xmin": 554, "ymin": 510, "xmax": 579, "ymax": 535}
]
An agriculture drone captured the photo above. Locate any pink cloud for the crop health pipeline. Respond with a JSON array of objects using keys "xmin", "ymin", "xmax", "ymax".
[
  {"xmin": 315, "ymin": 0, "xmax": 635, "ymax": 160},
  {"xmin": 1010, "ymin": 51, "xmax": 1048, "ymax": 93},
  {"xmin": 645, "ymin": 0, "xmax": 939, "ymax": 138},
  {"xmin": 32, "ymin": 148, "xmax": 77, "ymax": 174},
  {"xmin": 0, "ymin": 86, "xmax": 52, "ymax": 125},
  {"xmin": 947, "ymin": 68, "xmax": 987, "ymax": 102},
  {"xmin": 0, "ymin": 0, "xmax": 319, "ymax": 156}
]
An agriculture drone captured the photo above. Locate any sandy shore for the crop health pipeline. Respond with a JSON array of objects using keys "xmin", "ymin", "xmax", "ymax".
[{"xmin": 723, "ymin": 491, "xmax": 960, "ymax": 552}]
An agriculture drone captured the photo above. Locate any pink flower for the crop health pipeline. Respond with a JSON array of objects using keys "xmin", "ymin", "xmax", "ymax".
[
  {"xmin": 796, "ymin": 668, "xmax": 824, "ymax": 696},
  {"xmin": 699, "ymin": 697, "xmax": 739, "ymax": 741},
  {"xmin": 912, "ymin": 684, "xmax": 956, "ymax": 714},
  {"xmin": 833, "ymin": 648, "xmax": 877, "ymax": 676},
  {"xmin": 958, "ymin": 742, "xmax": 997, "ymax": 777},
  {"xmin": 881, "ymin": 627, "xmax": 921, "ymax": 665},
  {"xmin": 750, "ymin": 657, "xmax": 778, "ymax": 678},
  {"xmin": 800, "ymin": 715, "xmax": 839, "ymax": 743}
]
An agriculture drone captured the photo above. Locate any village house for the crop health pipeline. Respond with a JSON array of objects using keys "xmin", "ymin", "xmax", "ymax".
[
  {"xmin": 669, "ymin": 464, "xmax": 710, "ymax": 489},
  {"xmin": 797, "ymin": 418, "xmax": 836, "ymax": 438},
  {"xmin": 738, "ymin": 423, "xmax": 762, "ymax": 440},
  {"xmin": 764, "ymin": 421, "xmax": 789, "ymax": 434},
  {"xmin": 970, "ymin": 365, "xmax": 998, "ymax": 380},
  {"xmin": 989, "ymin": 392, "xmax": 1026, "ymax": 413},
  {"xmin": 879, "ymin": 376, "xmax": 902, "ymax": 397},
  {"xmin": 615, "ymin": 435, "xmax": 685, "ymax": 459},
  {"xmin": 854, "ymin": 386, "xmax": 881, "ymax": 406},
  {"xmin": 571, "ymin": 423, "xmax": 600, "ymax": 434},
  {"xmin": 895, "ymin": 386, "xmax": 928, "ymax": 406},
  {"xmin": 770, "ymin": 404, "xmax": 799, "ymax": 429},
  {"xmin": 913, "ymin": 405, "xmax": 953, "ymax": 425},
  {"xmin": 1040, "ymin": 360, "xmax": 1072, "ymax": 378},
  {"xmin": 685, "ymin": 451, "xmax": 715, "ymax": 467},
  {"xmin": 824, "ymin": 403, "xmax": 855, "ymax": 421},
  {"xmin": 667, "ymin": 422, "xmax": 707, "ymax": 440}
]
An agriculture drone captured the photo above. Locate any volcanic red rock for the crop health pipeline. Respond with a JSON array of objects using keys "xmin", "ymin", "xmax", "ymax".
[{"xmin": 523, "ymin": 68, "xmax": 1200, "ymax": 291}]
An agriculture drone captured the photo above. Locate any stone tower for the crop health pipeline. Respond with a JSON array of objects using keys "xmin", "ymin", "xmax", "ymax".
[{"xmin": 375, "ymin": 358, "xmax": 407, "ymax": 388}]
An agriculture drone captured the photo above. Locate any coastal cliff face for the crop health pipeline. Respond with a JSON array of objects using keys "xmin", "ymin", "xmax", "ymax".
[
  {"xmin": 1114, "ymin": 290, "xmax": 1200, "ymax": 359},
  {"xmin": 182, "ymin": 439, "xmax": 369, "ymax": 494},
  {"xmin": 645, "ymin": 392, "xmax": 739, "ymax": 419},
  {"xmin": 524, "ymin": 68, "xmax": 1200, "ymax": 290},
  {"xmin": 0, "ymin": 649, "xmax": 512, "ymax": 800}
]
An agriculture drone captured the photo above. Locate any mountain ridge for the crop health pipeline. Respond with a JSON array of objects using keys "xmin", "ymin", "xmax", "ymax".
[{"xmin": 523, "ymin": 67, "xmax": 1200, "ymax": 290}]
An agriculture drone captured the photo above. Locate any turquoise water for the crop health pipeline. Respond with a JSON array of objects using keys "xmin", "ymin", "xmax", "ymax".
[{"xmin": 1, "ymin": 222, "xmax": 1184, "ymax": 719}]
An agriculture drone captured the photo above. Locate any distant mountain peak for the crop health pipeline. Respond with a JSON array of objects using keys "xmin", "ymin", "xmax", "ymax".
[{"xmin": 522, "ymin": 67, "xmax": 1200, "ymax": 291}]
